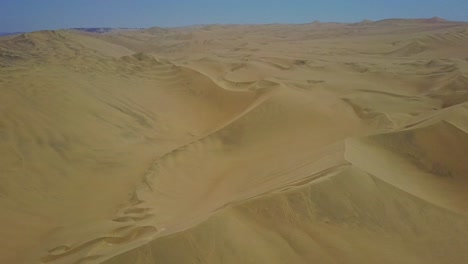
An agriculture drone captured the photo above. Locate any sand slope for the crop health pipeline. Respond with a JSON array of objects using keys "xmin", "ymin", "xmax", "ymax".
[{"xmin": 1, "ymin": 18, "xmax": 468, "ymax": 263}]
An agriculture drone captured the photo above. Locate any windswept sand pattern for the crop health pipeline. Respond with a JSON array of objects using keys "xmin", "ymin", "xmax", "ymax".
[{"xmin": 1, "ymin": 18, "xmax": 468, "ymax": 264}]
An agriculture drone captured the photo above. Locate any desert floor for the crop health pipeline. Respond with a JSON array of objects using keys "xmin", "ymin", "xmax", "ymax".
[{"xmin": 1, "ymin": 18, "xmax": 468, "ymax": 263}]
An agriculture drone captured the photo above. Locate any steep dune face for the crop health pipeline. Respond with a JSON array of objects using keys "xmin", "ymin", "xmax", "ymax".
[
  {"xmin": 105, "ymin": 167, "xmax": 468, "ymax": 264},
  {"xmin": 346, "ymin": 121, "xmax": 468, "ymax": 214},
  {"xmin": 1, "ymin": 19, "xmax": 468, "ymax": 264}
]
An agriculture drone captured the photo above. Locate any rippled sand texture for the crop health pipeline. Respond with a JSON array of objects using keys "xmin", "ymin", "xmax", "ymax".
[{"xmin": 1, "ymin": 18, "xmax": 468, "ymax": 263}]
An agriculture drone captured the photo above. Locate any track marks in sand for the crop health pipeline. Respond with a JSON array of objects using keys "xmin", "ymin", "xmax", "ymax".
[
  {"xmin": 41, "ymin": 201, "xmax": 162, "ymax": 264},
  {"xmin": 42, "ymin": 226, "xmax": 159, "ymax": 264}
]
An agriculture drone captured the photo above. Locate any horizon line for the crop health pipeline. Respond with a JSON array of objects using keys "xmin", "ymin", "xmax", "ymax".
[{"xmin": 2, "ymin": 16, "xmax": 468, "ymax": 34}]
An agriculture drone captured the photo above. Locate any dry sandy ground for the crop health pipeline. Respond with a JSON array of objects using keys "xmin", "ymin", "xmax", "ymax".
[{"xmin": 1, "ymin": 17, "xmax": 468, "ymax": 263}]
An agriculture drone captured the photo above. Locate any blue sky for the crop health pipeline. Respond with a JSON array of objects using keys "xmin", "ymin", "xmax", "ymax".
[{"xmin": 1, "ymin": 0, "xmax": 467, "ymax": 32}]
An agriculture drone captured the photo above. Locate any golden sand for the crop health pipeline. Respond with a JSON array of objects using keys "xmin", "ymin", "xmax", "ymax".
[{"xmin": 1, "ymin": 18, "xmax": 468, "ymax": 263}]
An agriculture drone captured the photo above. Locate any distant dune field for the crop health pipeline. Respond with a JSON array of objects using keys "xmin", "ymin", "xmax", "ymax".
[{"xmin": 1, "ymin": 18, "xmax": 468, "ymax": 264}]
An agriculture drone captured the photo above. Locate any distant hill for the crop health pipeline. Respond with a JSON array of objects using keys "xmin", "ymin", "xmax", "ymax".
[
  {"xmin": 373, "ymin": 17, "xmax": 456, "ymax": 25},
  {"xmin": 1, "ymin": 28, "xmax": 138, "ymax": 37},
  {"xmin": 72, "ymin": 27, "xmax": 141, "ymax": 34},
  {"xmin": 72, "ymin": 28, "xmax": 115, "ymax": 33},
  {"xmin": 0, "ymin": 32, "xmax": 23, "ymax": 37}
]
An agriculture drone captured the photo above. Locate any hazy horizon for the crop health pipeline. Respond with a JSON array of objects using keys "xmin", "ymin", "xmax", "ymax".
[
  {"xmin": 1, "ymin": 16, "xmax": 467, "ymax": 34},
  {"xmin": 1, "ymin": 0, "xmax": 468, "ymax": 32}
]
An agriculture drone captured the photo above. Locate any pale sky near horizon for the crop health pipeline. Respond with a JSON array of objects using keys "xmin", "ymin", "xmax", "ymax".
[{"xmin": 1, "ymin": 0, "xmax": 467, "ymax": 32}]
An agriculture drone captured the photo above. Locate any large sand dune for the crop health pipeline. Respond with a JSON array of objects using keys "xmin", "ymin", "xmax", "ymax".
[{"xmin": 1, "ymin": 18, "xmax": 468, "ymax": 263}]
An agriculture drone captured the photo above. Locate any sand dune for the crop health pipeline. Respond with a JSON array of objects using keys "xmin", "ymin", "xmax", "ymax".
[{"xmin": 1, "ymin": 18, "xmax": 468, "ymax": 263}]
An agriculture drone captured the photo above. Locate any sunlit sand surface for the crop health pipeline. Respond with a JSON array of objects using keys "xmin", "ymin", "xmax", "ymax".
[{"xmin": 1, "ymin": 18, "xmax": 468, "ymax": 263}]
